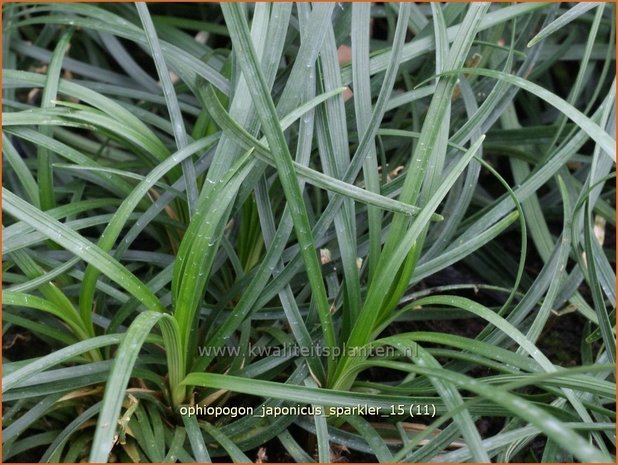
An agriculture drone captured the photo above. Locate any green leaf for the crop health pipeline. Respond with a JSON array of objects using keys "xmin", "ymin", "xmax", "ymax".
[
  {"xmin": 430, "ymin": 67, "xmax": 616, "ymax": 159},
  {"xmin": 2, "ymin": 335, "xmax": 122, "ymax": 393},
  {"xmin": 136, "ymin": 2, "xmax": 198, "ymax": 215},
  {"xmin": 89, "ymin": 311, "xmax": 184, "ymax": 461},
  {"xmin": 221, "ymin": 2, "xmax": 336, "ymax": 377},
  {"xmin": 527, "ymin": 3, "xmax": 603, "ymax": 47},
  {"xmin": 3, "ymin": 189, "xmax": 165, "ymax": 313},
  {"xmin": 37, "ymin": 27, "xmax": 74, "ymax": 211}
]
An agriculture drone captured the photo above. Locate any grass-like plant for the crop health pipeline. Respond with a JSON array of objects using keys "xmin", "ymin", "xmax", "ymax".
[{"xmin": 2, "ymin": 2, "xmax": 615, "ymax": 463}]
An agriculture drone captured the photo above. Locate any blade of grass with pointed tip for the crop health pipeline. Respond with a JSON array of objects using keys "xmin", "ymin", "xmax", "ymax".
[
  {"xmin": 252, "ymin": 180, "xmax": 325, "ymax": 382},
  {"xmin": 200, "ymin": 84, "xmax": 436, "ymax": 218},
  {"xmin": 433, "ymin": 67, "xmax": 616, "ymax": 159},
  {"xmin": 527, "ymin": 2, "xmax": 602, "ymax": 47},
  {"xmin": 339, "ymin": 134, "xmax": 485, "ymax": 373},
  {"xmin": 89, "ymin": 311, "xmax": 184, "ymax": 461},
  {"xmin": 136, "ymin": 2, "xmax": 198, "ymax": 216},
  {"xmin": 3, "ymin": 135, "xmax": 39, "ymax": 207},
  {"xmin": 5, "ymin": 127, "xmax": 136, "ymax": 199},
  {"xmin": 3, "ymin": 188, "xmax": 165, "ymax": 314},
  {"xmin": 2, "ymin": 392, "xmax": 66, "ymax": 443},
  {"xmin": 376, "ymin": 3, "xmax": 489, "ymax": 332},
  {"xmin": 203, "ymin": 2, "xmax": 285, "ymax": 186},
  {"xmin": 40, "ymin": 402, "xmax": 102, "ymax": 462},
  {"xmin": 582, "ymin": 202, "xmax": 616, "ymax": 363},
  {"xmin": 12, "ymin": 5, "xmax": 230, "ymax": 94},
  {"xmin": 37, "ymin": 27, "xmax": 73, "ymax": 211},
  {"xmin": 455, "ymin": 90, "xmax": 613, "ymax": 267},
  {"xmin": 4, "ymin": 70, "xmax": 173, "ymax": 165},
  {"xmin": 3, "ymin": 291, "xmax": 89, "ymax": 341},
  {"xmin": 2, "ymin": 312, "xmax": 78, "ymax": 347},
  {"xmin": 8, "ymin": 249, "xmax": 87, "ymax": 330},
  {"xmin": 221, "ymin": 2, "xmax": 336, "ymax": 375},
  {"xmin": 412, "ymin": 294, "xmax": 611, "ymax": 453},
  {"xmin": 172, "ymin": 151, "xmax": 255, "ymax": 372},
  {"xmin": 521, "ymin": 177, "xmax": 572, "ymax": 345},
  {"xmin": 2, "ymin": 334, "xmax": 123, "ymax": 393},
  {"xmin": 339, "ymin": 3, "xmax": 549, "ymax": 86},
  {"xmin": 352, "ymin": 345, "xmax": 611, "ymax": 463},
  {"xmin": 78, "ymin": 135, "xmax": 218, "ymax": 333},
  {"xmin": 314, "ymin": 16, "xmax": 361, "ymax": 335}
]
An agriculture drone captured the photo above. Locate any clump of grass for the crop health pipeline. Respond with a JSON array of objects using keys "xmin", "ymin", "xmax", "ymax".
[{"xmin": 2, "ymin": 2, "xmax": 615, "ymax": 463}]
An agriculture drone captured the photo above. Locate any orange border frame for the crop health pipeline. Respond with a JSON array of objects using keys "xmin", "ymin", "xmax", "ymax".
[{"xmin": 0, "ymin": 1, "xmax": 615, "ymax": 464}]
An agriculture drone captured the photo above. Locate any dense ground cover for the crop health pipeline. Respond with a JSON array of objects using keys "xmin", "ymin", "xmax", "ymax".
[{"xmin": 2, "ymin": 2, "xmax": 616, "ymax": 462}]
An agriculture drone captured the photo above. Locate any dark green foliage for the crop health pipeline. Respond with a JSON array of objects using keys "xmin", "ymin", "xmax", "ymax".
[{"xmin": 2, "ymin": 2, "xmax": 615, "ymax": 463}]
